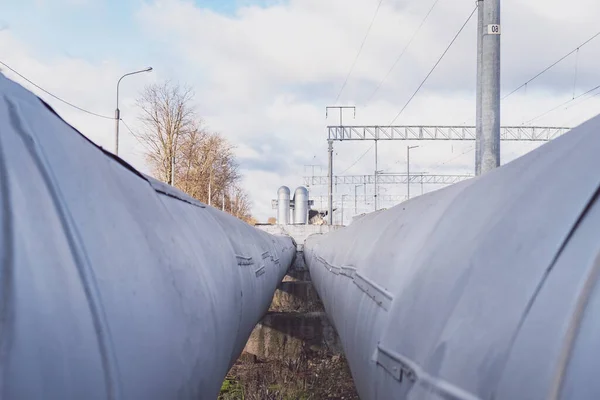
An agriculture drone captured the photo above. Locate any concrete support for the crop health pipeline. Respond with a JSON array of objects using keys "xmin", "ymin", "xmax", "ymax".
[
  {"xmin": 475, "ymin": 0, "xmax": 484, "ymax": 175},
  {"xmin": 478, "ymin": 0, "xmax": 501, "ymax": 174}
]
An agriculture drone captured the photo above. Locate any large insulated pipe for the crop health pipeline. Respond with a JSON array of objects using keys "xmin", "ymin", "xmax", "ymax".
[
  {"xmin": 305, "ymin": 117, "xmax": 600, "ymax": 399},
  {"xmin": 277, "ymin": 186, "xmax": 290, "ymax": 225},
  {"xmin": 0, "ymin": 74, "xmax": 295, "ymax": 399},
  {"xmin": 293, "ymin": 186, "xmax": 309, "ymax": 225}
]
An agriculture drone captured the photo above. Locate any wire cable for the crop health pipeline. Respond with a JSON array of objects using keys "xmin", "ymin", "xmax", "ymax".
[
  {"xmin": 334, "ymin": 0, "xmax": 385, "ymax": 103},
  {"xmin": 339, "ymin": 145, "xmax": 374, "ymax": 175},
  {"xmin": 120, "ymin": 118, "xmax": 137, "ymax": 136},
  {"xmin": 430, "ymin": 145, "xmax": 475, "ymax": 170},
  {"xmin": 365, "ymin": 0, "xmax": 442, "ymax": 104},
  {"xmin": 0, "ymin": 60, "xmax": 114, "ymax": 120},
  {"xmin": 522, "ymin": 83, "xmax": 600, "ymax": 125},
  {"xmin": 502, "ymin": 31, "xmax": 600, "ymax": 100},
  {"xmin": 565, "ymin": 90, "xmax": 600, "ymax": 111},
  {"xmin": 387, "ymin": 4, "xmax": 477, "ymax": 126},
  {"xmin": 561, "ymin": 91, "xmax": 600, "ymax": 126}
]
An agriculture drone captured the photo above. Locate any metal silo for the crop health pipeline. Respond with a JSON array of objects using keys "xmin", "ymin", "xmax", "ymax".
[
  {"xmin": 293, "ymin": 186, "xmax": 309, "ymax": 225},
  {"xmin": 277, "ymin": 186, "xmax": 290, "ymax": 225}
]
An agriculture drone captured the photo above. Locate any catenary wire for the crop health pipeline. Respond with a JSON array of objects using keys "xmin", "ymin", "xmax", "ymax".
[
  {"xmin": 502, "ymin": 31, "xmax": 600, "ymax": 100},
  {"xmin": 0, "ymin": 60, "xmax": 114, "ymax": 120},
  {"xmin": 339, "ymin": 145, "xmax": 374, "ymax": 175},
  {"xmin": 334, "ymin": 0, "xmax": 386, "ymax": 103},
  {"xmin": 522, "ymin": 83, "xmax": 600, "ymax": 125},
  {"xmin": 365, "ymin": 0, "xmax": 442, "ymax": 104},
  {"xmin": 387, "ymin": 5, "xmax": 477, "ymax": 126}
]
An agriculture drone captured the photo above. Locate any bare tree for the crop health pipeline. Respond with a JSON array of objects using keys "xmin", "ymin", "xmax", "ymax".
[
  {"xmin": 176, "ymin": 131, "xmax": 240, "ymax": 205},
  {"xmin": 135, "ymin": 81, "xmax": 257, "ymax": 225},
  {"xmin": 135, "ymin": 82, "xmax": 195, "ymax": 185},
  {"xmin": 230, "ymin": 185, "xmax": 253, "ymax": 222}
]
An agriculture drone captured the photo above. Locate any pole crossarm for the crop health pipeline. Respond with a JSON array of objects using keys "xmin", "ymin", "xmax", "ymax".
[
  {"xmin": 304, "ymin": 174, "xmax": 473, "ymax": 186},
  {"xmin": 327, "ymin": 125, "xmax": 570, "ymax": 141}
]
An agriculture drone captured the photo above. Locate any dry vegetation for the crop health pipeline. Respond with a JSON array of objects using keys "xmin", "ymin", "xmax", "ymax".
[
  {"xmin": 135, "ymin": 81, "xmax": 254, "ymax": 223},
  {"xmin": 219, "ymin": 352, "xmax": 358, "ymax": 400}
]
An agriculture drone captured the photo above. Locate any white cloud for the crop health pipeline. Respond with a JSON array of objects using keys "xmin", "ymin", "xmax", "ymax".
[{"xmin": 3, "ymin": 0, "xmax": 600, "ymax": 222}]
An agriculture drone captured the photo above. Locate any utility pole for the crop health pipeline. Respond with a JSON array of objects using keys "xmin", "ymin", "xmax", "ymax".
[
  {"xmin": 407, "ymin": 145, "xmax": 419, "ymax": 200},
  {"xmin": 477, "ymin": 0, "xmax": 501, "ymax": 174},
  {"xmin": 326, "ymin": 105, "xmax": 355, "ymax": 224},
  {"xmin": 475, "ymin": 0, "xmax": 484, "ymax": 175},
  {"xmin": 374, "ymin": 140, "xmax": 378, "ymax": 211},
  {"xmin": 328, "ymin": 140, "xmax": 334, "ymax": 224},
  {"xmin": 326, "ymin": 106, "xmax": 356, "ymax": 127},
  {"xmin": 115, "ymin": 67, "xmax": 153, "ymax": 156}
]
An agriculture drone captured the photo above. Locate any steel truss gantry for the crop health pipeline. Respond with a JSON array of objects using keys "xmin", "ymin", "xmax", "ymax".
[
  {"xmin": 304, "ymin": 174, "xmax": 473, "ymax": 186},
  {"xmin": 327, "ymin": 125, "xmax": 570, "ymax": 141}
]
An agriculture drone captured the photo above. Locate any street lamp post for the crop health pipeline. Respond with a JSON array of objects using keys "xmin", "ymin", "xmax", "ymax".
[
  {"xmin": 407, "ymin": 145, "xmax": 419, "ymax": 200},
  {"xmin": 115, "ymin": 67, "xmax": 153, "ymax": 155}
]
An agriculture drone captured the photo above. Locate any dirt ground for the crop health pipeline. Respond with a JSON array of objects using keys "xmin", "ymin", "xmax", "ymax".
[{"xmin": 219, "ymin": 349, "xmax": 359, "ymax": 400}]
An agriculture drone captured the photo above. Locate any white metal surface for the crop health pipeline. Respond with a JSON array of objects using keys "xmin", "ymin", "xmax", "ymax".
[
  {"xmin": 293, "ymin": 186, "xmax": 309, "ymax": 225},
  {"xmin": 277, "ymin": 186, "xmax": 291, "ymax": 225},
  {"xmin": 327, "ymin": 125, "xmax": 570, "ymax": 141},
  {"xmin": 305, "ymin": 115, "xmax": 600, "ymax": 399},
  {"xmin": 304, "ymin": 174, "xmax": 473, "ymax": 186},
  {"xmin": 0, "ymin": 74, "xmax": 295, "ymax": 399}
]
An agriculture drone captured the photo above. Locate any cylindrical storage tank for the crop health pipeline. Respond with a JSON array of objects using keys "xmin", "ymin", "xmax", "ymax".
[
  {"xmin": 277, "ymin": 186, "xmax": 290, "ymax": 225},
  {"xmin": 304, "ymin": 117, "xmax": 600, "ymax": 400},
  {"xmin": 293, "ymin": 186, "xmax": 309, "ymax": 225},
  {"xmin": 0, "ymin": 75, "xmax": 296, "ymax": 400}
]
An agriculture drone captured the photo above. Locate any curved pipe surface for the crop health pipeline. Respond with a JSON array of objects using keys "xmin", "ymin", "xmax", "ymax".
[
  {"xmin": 305, "ymin": 117, "xmax": 600, "ymax": 399},
  {"xmin": 0, "ymin": 75, "xmax": 295, "ymax": 399},
  {"xmin": 293, "ymin": 186, "xmax": 309, "ymax": 225},
  {"xmin": 277, "ymin": 186, "xmax": 290, "ymax": 225}
]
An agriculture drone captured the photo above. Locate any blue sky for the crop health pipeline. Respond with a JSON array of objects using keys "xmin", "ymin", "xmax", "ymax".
[
  {"xmin": 2, "ymin": 0, "xmax": 600, "ymax": 222},
  {"xmin": 1, "ymin": 0, "xmax": 284, "ymax": 63},
  {"xmin": 3, "ymin": 0, "xmax": 157, "ymax": 64}
]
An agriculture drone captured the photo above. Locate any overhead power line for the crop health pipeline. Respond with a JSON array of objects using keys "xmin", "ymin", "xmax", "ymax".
[
  {"xmin": 365, "ymin": 0, "xmax": 442, "ymax": 104},
  {"xmin": 522, "ymin": 82, "xmax": 600, "ymax": 125},
  {"xmin": 565, "ymin": 90, "xmax": 600, "ymax": 111},
  {"xmin": 339, "ymin": 145, "xmax": 374, "ymax": 175},
  {"xmin": 502, "ymin": 30, "xmax": 600, "ymax": 100},
  {"xmin": 561, "ymin": 91, "xmax": 600, "ymax": 126},
  {"xmin": 0, "ymin": 60, "xmax": 113, "ymax": 120},
  {"xmin": 387, "ymin": 4, "xmax": 478, "ymax": 126},
  {"xmin": 120, "ymin": 118, "xmax": 137, "ymax": 137},
  {"xmin": 334, "ymin": 0, "xmax": 385, "ymax": 103},
  {"xmin": 430, "ymin": 145, "xmax": 475, "ymax": 170}
]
